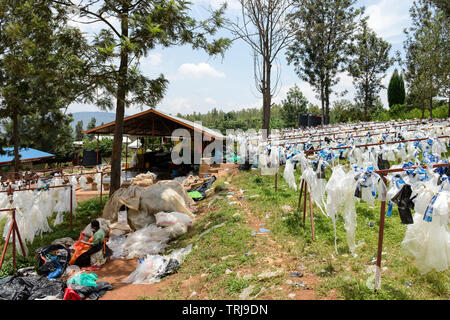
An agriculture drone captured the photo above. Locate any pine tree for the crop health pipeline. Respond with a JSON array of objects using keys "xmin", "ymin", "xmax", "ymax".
[
  {"xmin": 387, "ymin": 69, "xmax": 406, "ymax": 107},
  {"xmin": 75, "ymin": 120, "xmax": 84, "ymax": 141},
  {"xmin": 280, "ymin": 85, "xmax": 309, "ymax": 128}
]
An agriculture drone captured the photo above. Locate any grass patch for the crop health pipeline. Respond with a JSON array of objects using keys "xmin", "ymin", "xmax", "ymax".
[
  {"xmin": 229, "ymin": 167, "xmax": 449, "ymax": 300},
  {"xmin": 0, "ymin": 195, "xmax": 107, "ymax": 279}
]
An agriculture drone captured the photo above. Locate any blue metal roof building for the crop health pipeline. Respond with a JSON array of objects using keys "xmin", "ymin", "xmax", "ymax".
[{"xmin": 0, "ymin": 147, "xmax": 55, "ymax": 165}]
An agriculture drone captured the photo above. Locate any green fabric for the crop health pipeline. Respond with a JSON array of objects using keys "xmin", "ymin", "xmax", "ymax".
[
  {"xmin": 68, "ymin": 273, "xmax": 98, "ymax": 287},
  {"xmin": 92, "ymin": 228, "xmax": 105, "ymax": 246},
  {"xmin": 188, "ymin": 191, "xmax": 204, "ymax": 199}
]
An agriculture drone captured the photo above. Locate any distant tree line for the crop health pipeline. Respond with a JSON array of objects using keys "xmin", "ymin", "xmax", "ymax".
[{"xmin": 0, "ymin": 0, "xmax": 447, "ymax": 191}]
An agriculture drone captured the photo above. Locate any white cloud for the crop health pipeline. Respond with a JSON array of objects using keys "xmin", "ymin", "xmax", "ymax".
[
  {"xmin": 272, "ymin": 82, "xmax": 319, "ymax": 106},
  {"xmin": 366, "ymin": 0, "xmax": 410, "ymax": 42},
  {"xmin": 147, "ymin": 53, "xmax": 162, "ymax": 66},
  {"xmin": 176, "ymin": 63, "xmax": 226, "ymax": 79},
  {"xmin": 204, "ymin": 97, "xmax": 217, "ymax": 105},
  {"xmin": 159, "ymin": 97, "xmax": 196, "ymax": 115}
]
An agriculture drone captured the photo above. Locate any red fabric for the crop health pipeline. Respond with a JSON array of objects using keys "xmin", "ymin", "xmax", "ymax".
[{"xmin": 63, "ymin": 287, "xmax": 82, "ymax": 300}]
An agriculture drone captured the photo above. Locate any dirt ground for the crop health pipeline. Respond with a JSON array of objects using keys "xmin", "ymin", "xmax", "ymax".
[
  {"xmin": 75, "ymin": 188, "xmax": 103, "ymax": 202},
  {"xmin": 73, "ymin": 181, "xmax": 338, "ymax": 300}
]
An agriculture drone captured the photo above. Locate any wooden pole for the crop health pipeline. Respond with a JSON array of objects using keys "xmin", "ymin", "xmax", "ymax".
[
  {"xmin": 97, "ymin": 134, "xmax": 99, "ymax": 165},
  {"xmin": 297, "ymin": 179, "xmax": 304, "ymax": 213},
  {"xmin": 70, "ymin": 185, "xmax": 73, "ymax": 231},
  {"xmin": 303, "ymin": 181, "xmax": 307, "ymax": 223},
  {"xmin": 374, "ymin": 174, "xmax": 388, "ymax": 291},
  {"xmin": 308, "ymin": 189, "xmax": 315, "ymax": 241},
  {"xmin": 13, "ymin": 211, "xmax": 26, "ymax": 258},
  {"xmin": 125, "ymin": 136, "xmax": 128, "ymax": 180},
  {"xmin": 100, "ymin": 171, "xmax": 103, "ymax": 208},
  {"xmin": 12, "ymin": 211, "xmax": 16, "ymax": 271},
  {"xmin": 274, "ymin": 171, "xmax": 278, "ymax": 192},
  {"xmin": 0, "ymin": 209, "xmax": 27, "ymax": 272},
  {"xmin": 0, "ymin": 223, "xmax": 13, "ymax": 270}
]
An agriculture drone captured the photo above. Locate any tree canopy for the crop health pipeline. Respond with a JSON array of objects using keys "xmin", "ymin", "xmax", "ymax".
[
  {"xmin": 348, "ymin": 20, "xmax": 395, "ymax": 121},
  {"xmin": 286, "ymin": 0, "xmax": 364, "ymax": 125},
  {"xmin": 0, "ymin": 0, "xmax": 91, "ymax": 171},
  {"xmin": 280, "ymin": 85, "xmax": 309, "ymax": 128},
  {"xmin": 52, "ymin": 0, "xmax": 231, "ymax": 195}
]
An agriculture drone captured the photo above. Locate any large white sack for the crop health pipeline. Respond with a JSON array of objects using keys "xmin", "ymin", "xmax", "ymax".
[
  {"xmin": 122, "ymin": 224, "xmax": 170, "ymax": 259},
  {"xmin": 79, "ymin": 175, "xmax": 88, "ymax": 190},
  {"xmin": 155, "ymin": 212, "xmax": 193, "ymax": 227},
  {"xmin": 102, "ymin": 181, "xmax": 194, "ymax": 230}
]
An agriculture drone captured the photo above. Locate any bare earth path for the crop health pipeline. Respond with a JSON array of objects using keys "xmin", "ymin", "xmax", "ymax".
[{"xmin": 77, "ymin": 180, "xmax": 338, "ymax": 300}]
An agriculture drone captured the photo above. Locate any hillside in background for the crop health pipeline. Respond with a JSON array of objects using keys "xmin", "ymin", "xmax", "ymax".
[{"xmin": 70, "ymin": 112, "xmax": 121, "ymax": 130}]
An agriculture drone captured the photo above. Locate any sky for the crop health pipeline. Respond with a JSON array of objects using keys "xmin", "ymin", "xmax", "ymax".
[{"xmin": 67, "ymin": 0, "xmax": 414, "ymax": 117}]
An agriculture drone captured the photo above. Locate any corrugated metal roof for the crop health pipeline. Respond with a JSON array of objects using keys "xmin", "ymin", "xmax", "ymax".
[
  {"xmin": 0, "ymin": 147, "xmax": 55, "ymax": 164},
  {"xmin": 82, "ymin": 108, "xmax": 224, "ymax": 140}
]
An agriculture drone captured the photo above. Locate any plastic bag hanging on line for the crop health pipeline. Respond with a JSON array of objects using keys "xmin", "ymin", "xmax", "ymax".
[
  {"xmin": 94, "ymin": 173, "xmax": 104, "ymax": 193},
  {"xmin": 401, "ymin": 192, "xmax": 449, "ymax": 274},
  {"xmin": 353, "ymin": 166, "xmax": 381, "ymax": 205},
  {"xmin": 342, "ymin": 171, "xmax": 358, "ymax": 254},
  {"xmin": 300, "ymin": 163, "xmax": 326, "ymax": 216},
  {"xmin": 431, "ymin": 138, "xmax": 446, "ymax": 158},
  {"xmin": 325, "ymin": 165, "xmax": 347, "ymax": 254},
  {"xmin": 386, "ymin": 174, "xmax": 405, "ymax": 217},
  {"xmin": 53, "ymin": 187, "xmax": 70, "ymax": 214},
  {"xmin": 390, "ymin": 184, "xmax": 416, "ymax": 224},
  {"xmin": 283, "ymin": 158, "xmax": 297, "ymax": 191},
  {"xmin": 79, "ymin": 175, "xmax": 88, "ymax": 190},
  {"xmin": 292, "ymin": 152, "xmax": 308, "ymax": 172},
  {"xmin": 377, "ymin": 153, "xmax": 390, "ymax": 171}
]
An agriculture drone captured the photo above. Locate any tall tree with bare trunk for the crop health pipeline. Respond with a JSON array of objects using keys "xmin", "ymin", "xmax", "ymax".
[
  {"xmin": 52, "ymin": 0, "xmax": 231, "ymax": 196},
  {"xmin": 286, "ymin": 0, "xmax": 363, "ymax": 125},
  {"xmin": 225, "ymin": 0, "xmax": 295, "ymax": 138},
  {"xmin": 348, "ymin": 20, "xmax": 395, "ymax": 121}
]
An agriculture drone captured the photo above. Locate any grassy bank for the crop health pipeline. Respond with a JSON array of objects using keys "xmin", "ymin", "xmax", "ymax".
[
  {"xmin": 142, "ymin": 167, "xmax": 448, "ymax": 300},
  {"xmin": 0, "ymin": 195, "xmax": 107, "ymax": 279},
  {"xmin": 0, "ymin": 168, "xmax": 448, "ymax": 300},
  {"xmin": 229, "ymin": 168, "xmax": 449, "ymax": 300}
]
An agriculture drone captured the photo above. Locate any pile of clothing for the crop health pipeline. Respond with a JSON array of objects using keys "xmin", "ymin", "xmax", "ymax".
[{"xmin": 64, "ymin": 272, "xmax": 113, "ymax": 300}]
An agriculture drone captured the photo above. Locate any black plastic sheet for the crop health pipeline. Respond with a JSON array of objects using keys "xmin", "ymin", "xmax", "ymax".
[
  {"xmin": 391, "ymin": 184, "xmax": 416, "ymax": 224},
  {"xmin": 69, "ymin": 281, "xmax": 113, "ymax": 300},
  {"xmin": 0, "ymin": 275, "xmax": 66, "ymax": 300}
]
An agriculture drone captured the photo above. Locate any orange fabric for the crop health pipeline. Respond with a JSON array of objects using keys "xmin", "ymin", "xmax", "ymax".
[
  {"xmin": 103, "ymin": 237, "xmax": 109, "ymax": 254},
  {"xmin": 69, "ymin": 233, "xmax": 94, "ymax": 265},
  {"xmin": 40, "ymin": 254, "xmax": 47, "ymax": 263}
]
